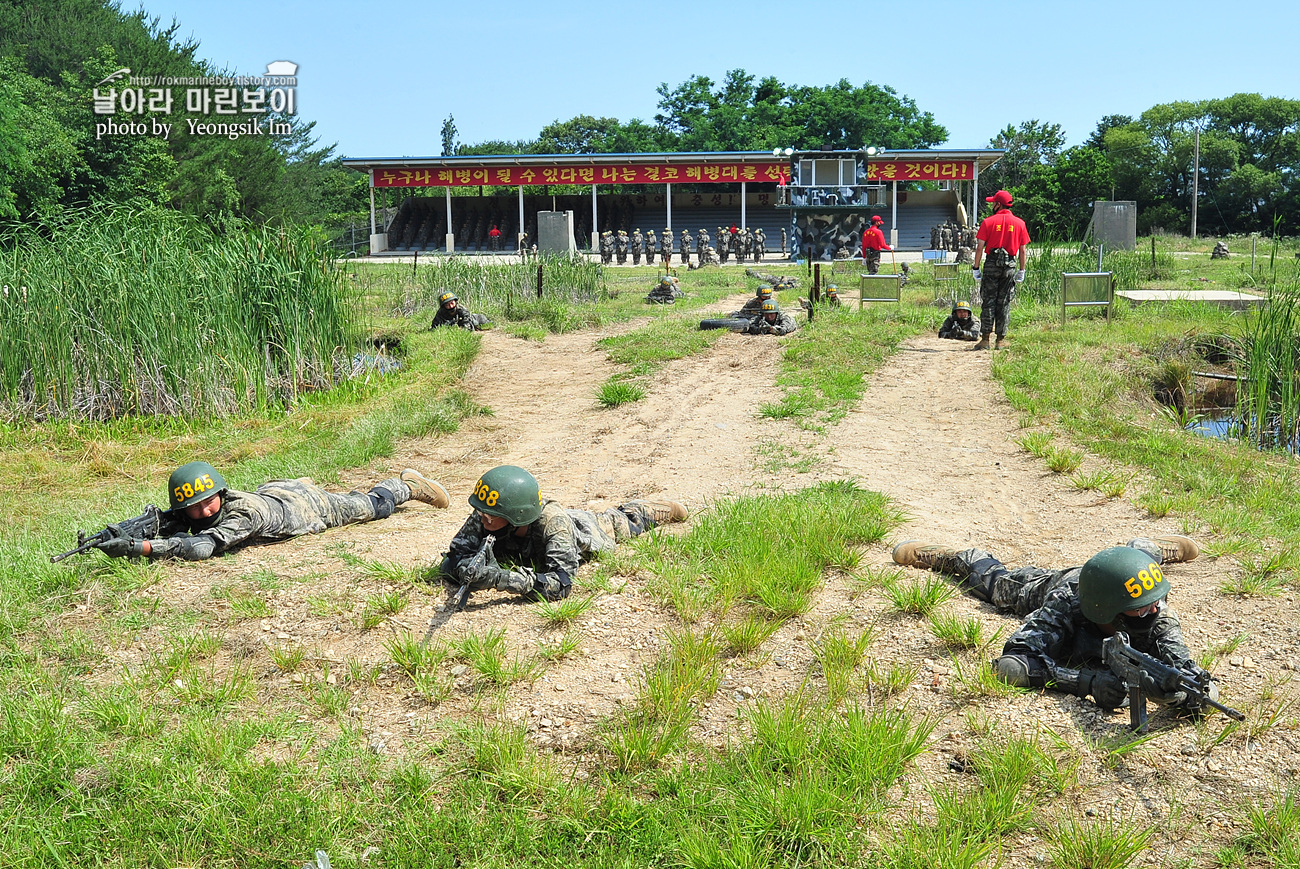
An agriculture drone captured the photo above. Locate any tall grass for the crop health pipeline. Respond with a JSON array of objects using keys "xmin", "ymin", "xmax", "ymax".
[
  {"xmin": 1230, "ymin": 276, "xmax": 1300, "ymax": 451},
  {"xmin": 0, "ymin": 205, "xmax": 360, "ymax": 420},
  {"xmin": 396, "ymin": 253, "xmax": 608, "ymax": 319},
  {"xmin": 1021, "ymin": 243, "xmax": 1175, "ymax": 303}
]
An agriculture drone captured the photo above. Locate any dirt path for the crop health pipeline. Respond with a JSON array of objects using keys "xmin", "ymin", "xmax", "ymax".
[{"xmin": 108, "ymin": 303, "xmax": 1300, "ymax": 860}]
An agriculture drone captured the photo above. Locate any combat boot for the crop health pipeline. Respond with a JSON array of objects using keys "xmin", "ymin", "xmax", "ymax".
[
  {"xmin": 400, "ymin": 468, "xmax": 450, "ymax": 508},
  {"xmin": 892, "ymin": 540, "xmax": 960, "ymax": 573},
  {"xmin": 970, "ymin": 335, "xmax": 990, "ymax": 351},
  {"xmin": 1132, "ymin": 534, "xmax": 1200, "ymax": 564},
  {"xmin": 994, "ymin": 336, "xmax": 1009, "ymax": 350},
  {"xmin": 623, "ymin": 499, "xmax": 688, "ymax": 528}
]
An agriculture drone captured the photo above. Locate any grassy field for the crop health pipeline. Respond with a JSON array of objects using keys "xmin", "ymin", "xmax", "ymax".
[{"xmin": 4, "ymin": 241, "xmax": 1300, "ymax": 867}]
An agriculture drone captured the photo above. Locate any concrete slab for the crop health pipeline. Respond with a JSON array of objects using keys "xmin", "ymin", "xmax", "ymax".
[{"xmin": 1117, "ymin": 289, "xmax": 1265, "ymax": 310}]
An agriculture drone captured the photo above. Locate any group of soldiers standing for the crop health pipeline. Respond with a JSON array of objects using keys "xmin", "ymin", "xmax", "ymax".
[
  {"xmin": 598, "ymin": 226, "xmax": 777, "ymax": 266},
  {"xmin": 931, "ymin": 221, "xmax": 977, "ymax": 263}
]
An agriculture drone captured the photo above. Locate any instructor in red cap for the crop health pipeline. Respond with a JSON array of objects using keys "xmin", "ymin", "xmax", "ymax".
[
  {"xmin": 971, "ymin": 190, "xmax": 1030, "ymax": 351},
  {"xmin": 861, "ymin": 214, "xmax": 891, "ymax": 275}
]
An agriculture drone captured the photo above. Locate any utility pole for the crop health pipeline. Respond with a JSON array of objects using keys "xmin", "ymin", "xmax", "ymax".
[{"xmin": 1190, "ymin": 126, "xmax": 1200, "ymax": 239}]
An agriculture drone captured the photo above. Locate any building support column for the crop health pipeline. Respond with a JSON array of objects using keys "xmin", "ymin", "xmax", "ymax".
[
  {"xmin": 444, "ymin": 187, "xmax": 454, "ymax": 253},
  {"xmin": 891, "ymin": 180, "xmax": 898, "ymax": 248},
  {"xmin": 971, "ymin": 162, "xmax": 979, "ymax": 231},
  {"xmin": 368, "ymin": 170, "xmax": 388, "ymax": 253},
  {"xmin": 666, "ymin": 183, "xmax": 673, "ymax": 254},
  {"xmin": 591, "ymin": 185, "xmax": 599, "ymax": 252},
  {"xmin": 740, "ymin": 181, "xmax": 747, "ymax": 230}
]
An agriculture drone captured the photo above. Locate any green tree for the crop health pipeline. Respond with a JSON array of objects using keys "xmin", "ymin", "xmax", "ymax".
[{"xmin": 441, "ymin": 115, "xmax": 458, "ymax": 156}]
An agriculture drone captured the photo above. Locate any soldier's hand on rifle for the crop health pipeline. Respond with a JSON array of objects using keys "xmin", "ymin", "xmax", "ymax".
[
  {"xmin": 96, "ymin": 537, "xmax": 144, "ymax": 558},
  {"xmin": 1078, "ymin": 668, "xmax": 1127, "ymax": 709}
]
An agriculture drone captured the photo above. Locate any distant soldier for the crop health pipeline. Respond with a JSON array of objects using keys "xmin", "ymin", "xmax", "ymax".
[
  {"xmin": 824, "ymin": 285, "xmax": 842, "ymax": 307},
  {"xmin": 662, "ymin": 227, "xmax": 673, "ymax": 265},
  {"xmin": 518, "ymin": 231, "xmax": 528, "ymax": 256},
  {"xmin": 697, "ymin": 229, "xmax": 710, "ymax": 262},
  {"xmin": 488, "ymin": 225, "xmax": 502, "ymax": 252},
  {"xmin": 971, "ymin": 189, "xmax": 1031, "ymax": 351},
  {"xmin": 431, "ymin": 290, "xmax": 490, "ymax": 331},
  {"xmin": 615, "ymin": 230, "xmax": 629, "ymax": 265},
  {"xmin": 930, "ymin": 225, "xmax": 940, "ymax": 250},
  {"xmin": 631, "ymin": 229, "xmax": 644, "ymax": 265},
  {"xmin": 716, "ymin": 227, "xmax": 729, "ymax": 264},
  {"xmin": 730, "ymin": 284, "xmax": 773, "ymax": 318},
  {"xmin": 938, "ymin": 301, "xmax": 981, "ymax": 341},
  {"xmin": 681, "ymin": 229, "xmax": 692, "ymax": 266},
  {"xmin": 599, "ymin": 231, "xmax": 614, "ymax": 265},
  {"xmin": 743, "ymin": 300, "xmax": 799, "ymax": 336},
  {"xmin": 940, "ymin": 224, "xmax": 952, "ymax": 251},
  {"xmin": 1211, "ymin": 240, "xmax": 1230, "ymax": 259},
  {"xmin": 780, "ymin": 227, "xmax": 788, "ymax": 257},
  {"xmin": 646, "ymin": 275, "xmax": 683, "ymax": 304},
  {"xmin": 754, "ymin": 228, "xmax": 766, "ymax": 260},
  {"xmin": 645, "ymin": 229, "xmax": 657, "ymax": 265}
]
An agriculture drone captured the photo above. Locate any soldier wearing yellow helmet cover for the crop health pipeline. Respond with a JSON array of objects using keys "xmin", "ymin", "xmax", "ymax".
[
  {"xmin": 94, "ymin": 460, "xmax": 450, "ymax": 561},
  {"xmin": 892, "ymin": 535, "xmax": 1220, "ymax": 714},
  {"xmin": 431, "ymin": 290, "xmax": 490, "ymax": 331},
  {"xmin": 438, "ymin": 466, "xmax": 687, "ymax": 602}
]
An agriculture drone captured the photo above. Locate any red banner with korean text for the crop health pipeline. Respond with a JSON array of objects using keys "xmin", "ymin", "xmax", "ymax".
[
  {"xmin": 866, "ymin": 161, "xmax": 974, "ymax": 182},
  {"xmin": 373, "ymin": 162, "xmax": 789, "ymax": 187}
]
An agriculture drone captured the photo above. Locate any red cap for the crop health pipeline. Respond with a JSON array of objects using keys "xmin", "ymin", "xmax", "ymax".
[
  {"xmin": 985, "ymin": 190, "xmax": 1014, "ymax": 207},
  {"xmin": 870, "ymin": 215, "xmax": 884, "ymax": 224}
]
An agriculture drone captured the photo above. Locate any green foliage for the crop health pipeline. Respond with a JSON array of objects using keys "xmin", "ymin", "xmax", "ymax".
[
  {"xmin": 632, "ymin": 480, "xmax": 904, "ymax": 622},
  {"xmin": 0, "ymin": 205, "xmax": 360, "ymax": 420},
  {"xmin": 596, "ymin": 379, "xmax": 646, "ymax": 408}
]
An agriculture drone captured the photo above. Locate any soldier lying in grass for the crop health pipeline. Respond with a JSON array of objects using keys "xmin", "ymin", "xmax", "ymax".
[
  {"xmin": 94, "ymin": 461, "xmax": 449, "ymax": 561},
  {"xmin": 893, "ymin": 535, "xmax": 1221, "ymax": 714},
  {"xmin": 438, "ymin": 465, "xmax": 686, "ymax": 602}
]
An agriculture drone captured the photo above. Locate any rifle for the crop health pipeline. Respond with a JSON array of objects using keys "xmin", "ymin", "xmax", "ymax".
[
  {"xmin": 50, "ymin": 504, "xmax": 163, "ymax": 563},
  {"xmin": 1102, "ymin": 631, "xmax": 1245, "ymax": 731},
  {"xmin": 422, "ymin": 534, "xmax": 493, "ymax": 642}
]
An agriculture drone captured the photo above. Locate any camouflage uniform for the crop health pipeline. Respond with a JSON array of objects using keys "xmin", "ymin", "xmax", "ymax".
[
  {"xmin": 599, "ymin": 232, "xmax": 613, "ymax": 265},
  {"xmin": 662, "ymin": 229, "xmax": 672, "ymax": 265},
  {"xmin": 645, "ymin": 230, "xmax": 657, "ymax": 265},
  {"xmin": 978, "ymin": 249, "xmax": 1017, "ymax": 340},
  {"xmin": 780, "ymin": 227, "xmax": 788, "ymax": 257},
  {"xmin": 646, "ymin": 277, "xmax": 683, "ymax": 304},
  {"xmin": 439, "ymin": 500, "xmax": 652, "ymax": 595},
  {"xmin": 631, "ymin": 230, "xmax": 644, "ymax": 265},
  {"xmin": 615, "ymin": 231, "xmax": 629, "ymax": 264},
  {"xmin": 863, "ymin": 247, "xmax": 881, "ymax": 275},
  {"xmin": 743, "ymin": 311, "xmax": 799, "ymax": 336},
  {"xmin": 937, "ymin": 309, "xmax": 981, "ymax": 341},
  {"xmin": 431, "ymin": 305, "xmax": 489, "ymax": 331},
  {"xmin": 754, "ymin": 228, "xmax": 766, "ymax": 260},
  {"xmin": 716, "ymin": 228, "xmax": 729, "ymax": 264},
  {"xmin": 680, "ymin": 230, "xmax": 692, "ymax": 265},
  {"xmin": 936, "ymin": 539, "xmax": 1203, "ymax": 706},
  {"xmin": 146, "ymin": 478, "xmax": 414, "ymax": 561}
]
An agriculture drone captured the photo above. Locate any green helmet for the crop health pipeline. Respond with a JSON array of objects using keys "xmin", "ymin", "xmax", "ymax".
[
  {"xmin": 168, "ymin": 461, "xmax": 227, "ymax": 511},
  {"xmin": 468, "ymin": 465, "xmax": 543, "ymax": 526},
  {"xmin": 760, "ymin": 300, "xmax": 779, "ymax": 314},
  {"xmin": 660, "ymin": 276, "xmax": 674, "ymax": 287},
  {"xmin": 757, "ymin": 285, "xmax": 773, "ymax": 299},
  {"xmin": 826, "ymin": 286, "xmax": 839, "ymax": 296},
  {"xmin": 438, "ymin": 290, "xmax": 458, "ymax": 307},
  {"xmin": 1077, "ymin": 546, "xmax": 1171, "ymax": 624}
]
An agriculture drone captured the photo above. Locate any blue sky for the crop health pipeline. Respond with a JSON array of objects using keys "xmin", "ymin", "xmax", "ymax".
[{"xmin": 135, "ymin": 0, "xmax": 1297, "ymax": 158}]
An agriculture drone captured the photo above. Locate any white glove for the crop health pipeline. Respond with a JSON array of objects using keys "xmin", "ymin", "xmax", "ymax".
[
  {"xmin": 972, "ymin": 268, "xmax": 982, "ymax": 282},
  {"xmin": 1014, "ymin": 269, "xmax": 1026, "ymax": 283}
]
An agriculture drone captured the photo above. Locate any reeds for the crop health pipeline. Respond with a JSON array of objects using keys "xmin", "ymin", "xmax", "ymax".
[
  {"xmin": 0, "ymin": 204, "xmax": 359, "ymax": 420},
  {"xmin": 1231, "ymin": 276, "xmax": 1300, "ymax": 451},
  {"xmin": 396, "ymin": 253, "xmax": 608, "ymax": 318}
]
